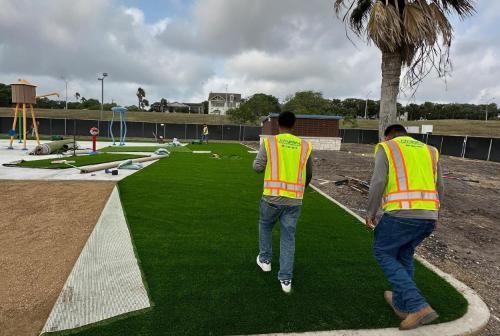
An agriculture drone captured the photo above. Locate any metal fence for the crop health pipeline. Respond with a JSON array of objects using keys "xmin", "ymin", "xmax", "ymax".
[
  {"xmin": 340, "ymin": 129, "xmax": 500, "ymax": 163},
  {"xmin": 0, "ymin": 117, "xmax": 262, "ymax": 142}
]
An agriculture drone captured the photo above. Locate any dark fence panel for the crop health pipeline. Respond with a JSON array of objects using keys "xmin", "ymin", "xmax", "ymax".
[
  {"xmin": 341, "ymin": 129, "xmax": 361, "ymax": 143},
  {"xmin": 360, "ymin": 130, "xmax": 379, "ymax": 144},
  {"xmin": 426, "ymin": 135, "xmax": 443, "ymax": 151},
  {"xmin": 243, "ymin": 126, "xmax": 261, "ymax": 141},
  {"xmin": 164, "ymin": 124, "xmax": 185, "ymax": 139},
  {"xmin": 186, "ymin": 124, "xmax": 199, "ymax": 140},
  {"xmin": 489, "ymin": 139, "xmax": 500, "ymax": 163},
  {"xmin": 464, "ymin": 137, "xmax": 492, "ymax": 161},
  {"xmin": 410, "ymin": 133, "xmax": 426, "ymax": 142},
  {"xmin": 0, "ymin": 117, "xmax": 11, "ymax": 133},
  {"xmin": 51, "ymin": 119, "xmax": 66, "ymax": 136},
  {"xmin": 440, "ymin": 136, "xmax": 465, "ymax": 157}
]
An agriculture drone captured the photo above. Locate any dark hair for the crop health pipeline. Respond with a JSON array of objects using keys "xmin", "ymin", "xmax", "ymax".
[
  {"xmin": 384, "ymin": 124, "xmax": 407, "ymax": 137},
  {"xmin": 278, "ymin": 111, "xmax": 296, "ymax": 129}
]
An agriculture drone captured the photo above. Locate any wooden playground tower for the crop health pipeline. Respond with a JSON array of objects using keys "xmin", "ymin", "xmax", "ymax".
[{"xmin": 8, "ymin": 79, "xmax": 59, "ymax": 150}]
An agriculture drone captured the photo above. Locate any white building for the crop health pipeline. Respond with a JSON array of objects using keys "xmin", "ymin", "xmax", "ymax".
[{"xmin": 208, "ymin": 92, "xmax": 242, "ymax": 115}]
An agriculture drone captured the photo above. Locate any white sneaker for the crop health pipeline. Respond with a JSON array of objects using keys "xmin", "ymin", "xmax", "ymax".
[
  {"xmin": 256, "ymin": 255, "xmax": 271, "ymax": 272},
  {"xmin": 280, "ymin": 279, "xmax": 292, "ymax": 293}
]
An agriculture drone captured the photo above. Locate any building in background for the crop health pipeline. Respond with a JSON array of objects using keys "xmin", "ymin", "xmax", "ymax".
[
  {"xmin": 261, "ymin": 113, "xmax": 343, "ymax": 151},
  {"xmin": 208, "ymin": 92, "xmax": 241, "ymax": 115}
]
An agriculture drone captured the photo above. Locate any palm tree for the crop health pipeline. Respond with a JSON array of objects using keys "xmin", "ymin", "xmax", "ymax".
[
  {"xmin": 137, "ymin": 87, "xmax": 146, "ymax": 111},
  {"xmin": 74, "ymin": 92, "xmax": 81, "ymax": 102},
  {"xmin": 334, "ymin": 0, "xmax": 475, "ymax": 138}
]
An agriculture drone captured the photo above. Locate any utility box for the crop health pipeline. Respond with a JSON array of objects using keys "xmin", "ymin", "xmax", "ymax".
[
  {"xmin": 10, "ymin": 79, "xmax": 37, "ymax": 104},
  {"xmin": 406, "ymin": 126, "xmax": 420, "ymax": 134},
  {"xmin": 421, "ymin": 125, "xmax": 434, "ymax": 134}
]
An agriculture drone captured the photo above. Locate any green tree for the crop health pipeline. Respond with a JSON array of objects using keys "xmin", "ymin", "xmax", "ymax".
[
  {"xmin": 141, "ymin": 99, "xmax": 150, "ymax": 111},
  {"xmin": 0, "ymin": 83, "xmax": 11, "ymax": 107},
  {"xmin": 228, "ymin": 93, "xmax": 281, "ymax": 124},
  {"xmin": 283, "ymin": 91, "xmax": 330, "ymax": 114},
  {"xmin": 335, "ymin": 0, "xmax": 475, "ymax": 138},
  {"xmin": 160, "ymin": 98, "xmax": 168, "ymax": 112}
]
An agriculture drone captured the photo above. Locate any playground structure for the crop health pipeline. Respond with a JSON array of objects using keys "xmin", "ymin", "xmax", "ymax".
[
  {"xmin": 110, "ymin": 106, "xmax": 127, "ymax": 146},
  {"xmin": 8, "ymin": 79, "xmax": 59, "ymax": 150}
]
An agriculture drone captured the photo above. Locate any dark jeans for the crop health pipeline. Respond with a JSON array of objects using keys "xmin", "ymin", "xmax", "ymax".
[
  {"xmin": 201, "ymin": 134, "xmax": 208, "ymax": 143},
  {"xmin": 258, "ymin": 198, "xmax": 301, "ymax": 280},
  {"xmin": 373, "ymin": 213, "xmax": 436, "ymax": 313}
]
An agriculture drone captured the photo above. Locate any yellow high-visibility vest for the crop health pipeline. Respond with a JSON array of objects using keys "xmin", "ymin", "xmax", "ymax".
[
  {"xmin": 376, "ymin": 136, "xmax": 439, "ymax": 211},
  {"xmin": 263, "ymin": 133, "xmax": 312, "ymax": 199}
]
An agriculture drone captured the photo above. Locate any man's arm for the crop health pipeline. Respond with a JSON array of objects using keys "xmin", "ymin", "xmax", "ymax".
[
  {"xmin": 366, "ymin": 148, "xmax": 389, "ymax": 222},
  {"xmin": 252, "ymin": 143, "xmax": 267, "ymax": 173},
  {"xmin": 305, "ymin": 155, "xmax": 313, "ymax": 187}
]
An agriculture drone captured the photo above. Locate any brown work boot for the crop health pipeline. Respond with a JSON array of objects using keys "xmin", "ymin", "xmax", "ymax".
[
  {"xmin": 384, "ymin": 291, "xmax": 408, "ymax": 319},
  {"xmin": 400, "ymin": 305, "xmax": 439, "ymax": 330}
]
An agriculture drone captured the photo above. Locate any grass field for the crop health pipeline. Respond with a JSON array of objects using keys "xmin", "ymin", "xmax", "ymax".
[
  {"xmin": 0, "ymin": 107, "xmax": 233, "ymax": 125},
  {"xmin": 18, "ymin": 153, "xmax": 146, "ymax": 169},
  {"xmin": 348, "ymin": 119, "xmax": 500, "ymax": 137},
  {"xmin": 99, "ymin": 146, "xmax": 191, "ymax": 153},
  {"xmin": 47, "ymin": 143, "xmax": 467, "ymax": 335}
]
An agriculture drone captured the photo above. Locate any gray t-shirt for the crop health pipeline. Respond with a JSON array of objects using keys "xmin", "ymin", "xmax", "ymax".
[
  {"xmin": 366, "ymin": 147, "xmax": 444, "ymax": 220},
  {"xmin": 253, "ymin": 141, "xmax": 313, "ymax": 206}
]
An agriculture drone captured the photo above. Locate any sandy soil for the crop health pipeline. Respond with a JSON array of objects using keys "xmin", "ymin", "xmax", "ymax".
[
  {"xmin": 309, "ymin": 143, "xmax": 500, "ymax": 336},
  {"xmin": 0, "ymin": 181, "xmax": 115, "ymax": 336}
]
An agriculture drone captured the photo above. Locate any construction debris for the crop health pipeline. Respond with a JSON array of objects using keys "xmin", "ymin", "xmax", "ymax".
[
  {"xmin": 443, "ymin": 172, "xmax": 480, "ymax": 183},
  {"xmin": 334, "ymin": 175, "xmax": 370, "ymax": 195}
]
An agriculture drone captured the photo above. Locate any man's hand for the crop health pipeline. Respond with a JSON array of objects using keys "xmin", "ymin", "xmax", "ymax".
[{"xmin": 365, "ymin": 216, "xmax": 376, "ymax": 231}]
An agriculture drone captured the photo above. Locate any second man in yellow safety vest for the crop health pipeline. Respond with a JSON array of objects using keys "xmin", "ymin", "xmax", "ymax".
[
  {"xmin": 366, "ymin": 124, "xmax": 444, "ymax": 330},
  {"xmin": 253, "ymin": 111, "xmax": 312, "ymax": 293}
]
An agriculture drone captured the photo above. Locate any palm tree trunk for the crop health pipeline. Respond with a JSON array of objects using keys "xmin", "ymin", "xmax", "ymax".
[{"xmin": 378, "ymin": 50, "xmax": 402, "ymax": 140}]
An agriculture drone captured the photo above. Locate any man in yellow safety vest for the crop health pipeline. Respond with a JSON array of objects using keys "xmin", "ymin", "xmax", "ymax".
[
  {"xmin": 366, "ymin": 124, "xmax": 444, "ymax": 330},
  {"xmin": 202, "ymin": 124, "xmax": 209, "ymax": 144},
  {"xmin": 253, "ymin": 111, "xmax": 312, "ymax": 293}
]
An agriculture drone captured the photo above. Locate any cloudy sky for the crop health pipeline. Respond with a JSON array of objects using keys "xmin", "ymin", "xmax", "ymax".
[{"xmin": 0, "ymin": 0, "xmax": 498, "ymax": 107}]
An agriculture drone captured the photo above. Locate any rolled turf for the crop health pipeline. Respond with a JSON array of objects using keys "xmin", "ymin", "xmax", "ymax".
[
  {"xmin": 18, "ymin": 153, "xmax": 147, "ymax": 169},
  {"xmin": 49, "ymin": 143, "xmax": 467, "ymax": 335}
]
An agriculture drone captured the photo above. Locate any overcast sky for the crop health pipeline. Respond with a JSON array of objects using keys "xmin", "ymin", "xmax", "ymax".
[{"xmin": 0, "ymin": 0, "xmax": 498, "ymax": 107}]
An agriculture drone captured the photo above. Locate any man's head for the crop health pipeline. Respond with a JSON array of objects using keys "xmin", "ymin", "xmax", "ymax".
[
  {"xmin": 278, "ymin": 111, "xmax": 296, "ymax": 133},
  {"xmin": 383, "ymin": 124, "xmax": 407, "ymax": 141}
]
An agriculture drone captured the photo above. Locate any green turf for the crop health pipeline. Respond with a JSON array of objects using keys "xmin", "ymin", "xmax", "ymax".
[
  {"xmin": 100, "ymin": 146, "xmax": 191, "ymax": 153},
  {"xmin": 49, "ymin": 144, "xmax": 467, "ymax": 335},
  {"xmin": 18, "ymin": 153, "xmax": 146, "ymax": 169}
]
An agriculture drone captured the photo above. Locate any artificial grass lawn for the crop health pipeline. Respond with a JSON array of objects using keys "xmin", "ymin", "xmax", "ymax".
[
  {"xmin": 100, "ymin": 146, "xmax": 191, "ymax": 153},
  {"xmin": 18, "ymin": 153, "xmax": 146, "ymax": 169},
  {"xmin": 57, "ymin": 144, "xmax": 467, "ymax": 335}
]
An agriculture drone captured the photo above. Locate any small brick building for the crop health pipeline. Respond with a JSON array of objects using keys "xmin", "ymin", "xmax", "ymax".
[{"xmin": 261, "ymin": 113, "xmax": 343, "ymax": 151}]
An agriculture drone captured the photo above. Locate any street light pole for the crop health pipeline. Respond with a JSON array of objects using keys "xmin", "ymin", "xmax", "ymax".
[
  {"xmin": 61, "ymin": 77, "xmax": 69, "ymax": 110},
  {"xmin": 364, "ymin": 91, "xmax": 372, "ymax": 119},
  {"xmin": 484, "ymin": 97, "xmax": 495, "ymax": 121},
  {"xmin": 97, "ymin": 72, "xmax": 108, "ymax": 123}
]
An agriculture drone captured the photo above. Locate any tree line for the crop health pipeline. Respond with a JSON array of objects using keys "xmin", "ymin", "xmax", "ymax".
[
  {"xmin": 1, "ymin": 83, "xmax": 497, "ymax": 123},
  {"xmin": 227, "ymin": 91, "xmax": 499, "ymax": 124}
]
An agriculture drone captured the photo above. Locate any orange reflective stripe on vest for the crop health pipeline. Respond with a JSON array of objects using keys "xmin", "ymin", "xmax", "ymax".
[{"xmin": 385, "ymin": 140, "xmax": 411, "ymax": 209}]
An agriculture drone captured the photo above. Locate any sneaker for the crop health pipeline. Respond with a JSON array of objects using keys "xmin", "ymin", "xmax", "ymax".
[
  {"xmin": 280, "ymin": 279, "xmax": 292, "ymax": 293},
  {"xmin": 256, "ymin": 255, "xmax": 271, "ymax": 272},
  {"xmin": 384, "ymin": 291, "xmax": 408, "ymax": 319},
  {"xmin": 400, "ymin": 305, "xmax": 439, "ymax": 330}
]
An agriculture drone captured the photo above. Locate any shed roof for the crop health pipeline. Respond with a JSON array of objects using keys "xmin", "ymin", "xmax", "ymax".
[
  {"xmin": 266, "ymin": 113, "xmax": 343, "ymax": 120},
  {"xmin": 10, "ymin": 79, "xmax": 36, "ymax": 87}
]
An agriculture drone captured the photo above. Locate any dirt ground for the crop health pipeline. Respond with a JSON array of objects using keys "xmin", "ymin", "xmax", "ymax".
[
  {"xmin": 0, "ymin": 181, "xmax": 115, "ymax": 336},
  {"xmin": 309, "ymin": 143, "xmax": 500, "ymax": 336}
]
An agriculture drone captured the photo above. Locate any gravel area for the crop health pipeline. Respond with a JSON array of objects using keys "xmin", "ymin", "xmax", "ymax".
[{"xmin": 0, "ymin": 181, "xmax": 115, "ymax": 336}]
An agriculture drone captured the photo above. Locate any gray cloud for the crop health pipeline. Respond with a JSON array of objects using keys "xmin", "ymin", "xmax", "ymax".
[{"xmin": 0, "ymin": 0, "xmax": 498, "ymax": 106}]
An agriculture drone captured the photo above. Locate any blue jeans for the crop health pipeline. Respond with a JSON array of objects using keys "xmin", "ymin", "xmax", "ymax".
[
  {"xmin": 374, "ymin": 214, "xmax": 436, "ymax": 313},
  {"xmin": 201, "ymin": 134, "xmax": 208, "ymax": 143},
  {"xmin": 258, "ymin": 198, "xmax": 301, "ymax": 280}
]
